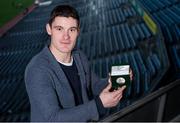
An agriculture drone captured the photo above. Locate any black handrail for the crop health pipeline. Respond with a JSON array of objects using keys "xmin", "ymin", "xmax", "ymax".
[{"xmin": 101, "ymin": 79, "xmax": 180, "ymax": 122}]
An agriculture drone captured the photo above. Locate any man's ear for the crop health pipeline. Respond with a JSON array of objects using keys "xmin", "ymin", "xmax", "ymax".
[
  {"xmin": 77, "ymin": 28, "xmax": 80, "ymax": 36},
  {"xmin": 46, "ymin": 24, "xmax": 52, "ymax": 35}
]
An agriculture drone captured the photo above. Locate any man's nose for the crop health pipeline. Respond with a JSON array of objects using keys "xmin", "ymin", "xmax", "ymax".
[{"xmin": 63, "ymin": 31, "xmax": 70, "ymax": 40}]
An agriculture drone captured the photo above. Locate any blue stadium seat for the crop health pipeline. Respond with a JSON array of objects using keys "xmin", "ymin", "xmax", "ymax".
[
  {"xmin": 146, "ymin": 56, "xmax": 157, "ymax": 78},
  {"xmin": 128, "ymin": 52, "xmax": 140, "ymax": 96},
  {"xmin": 131, "ymin": 25, "xmax": 140, "ymax": 41},
  {"xmin": 116, "ymin": 25, "xmax": 126, "ymax": 51},
  {"xmin": 136, "ymin": 24, "xmax": 146, "ymax": 40},
  {"xmin": 124, "ymin": 23, "xmax": 136, "ymax": 48},
  {"xmin": 166, "ymin": 8, "xmax": 180, "ymax": 23},
  {"xmin": 140, "ymin": 23, "xmax": 152, "ymax": 39},
  {"xmin": 134, "ymin": 50, "xmax": 150, "ymax": 93},
  {"xmin": 151, "ymin": 54, "xmax": 161, "ymax": 72},
  {"xmin": 164, "ymin": 26, "xmax": 175, "ymax": 43},
  {"xmin": 171, "ymin": 46, "xmax": 180, "ymax": 68},
  {"xmin": 110, "ymin": 27, "xmax": 120, "ymax": 53},
  {"xmin": 101, "ymin": 57, "xmax": 109, "ymax": 78},
  {"xmin": 120, "ymin": 24, "xmax": 131, "ymax": 49}
]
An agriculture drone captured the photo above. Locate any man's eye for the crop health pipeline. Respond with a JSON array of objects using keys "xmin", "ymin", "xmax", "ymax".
[
  {"xmin": 58, "ymin": 28, "xmax": 62, "ymax": 31},
  {"xmin": 70, "ymin": 28, "xmax": 76, "ymax": 32}
]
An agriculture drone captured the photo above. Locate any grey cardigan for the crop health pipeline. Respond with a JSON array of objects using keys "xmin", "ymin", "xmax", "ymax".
[{"xmin": 25, "ymin": 46, "xmax": 108, "ymax": 122}]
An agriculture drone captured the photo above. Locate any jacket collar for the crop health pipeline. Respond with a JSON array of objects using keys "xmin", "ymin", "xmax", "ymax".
[{"xmin": 42, "ymin": 46, "xmax": 89, "ymax": 104}]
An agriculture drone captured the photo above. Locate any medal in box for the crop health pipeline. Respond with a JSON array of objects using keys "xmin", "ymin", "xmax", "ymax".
[{"xmin": 111, "ymin": 65, "xmax": 130, "ymax": 90}]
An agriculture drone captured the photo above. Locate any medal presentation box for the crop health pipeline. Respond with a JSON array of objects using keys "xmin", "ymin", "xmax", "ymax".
[{"xmin": 111, "ymin": 65, "xmax": 130, "ymax": 90}]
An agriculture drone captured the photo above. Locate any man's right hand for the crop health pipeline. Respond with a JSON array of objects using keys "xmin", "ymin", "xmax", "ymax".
[{"xmin": 99, "ymin": 77, "xmax": 126, "ymax": 108}]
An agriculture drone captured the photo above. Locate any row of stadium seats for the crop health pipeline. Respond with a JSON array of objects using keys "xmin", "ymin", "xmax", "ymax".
[
  {"xmin": 78, "ymin": 22, "xmax": 152, "ymax": 59},
  {"xmin": 0, "ymin": 32, "xmax": 48, "ymax": 48},
  {"xmin": 0, "ymin": 47, "xmax": 43, "ymax": 75},
  {"xmin": 79, "ymin": 4, "xmax": 138, "ymax": 32},
  {"xmin": 0, "ymin": 76, "xmax": 28, "ymax": 112},
  {"xmin": 140, "ymin": 0, "xmax": 178, "ymax": 13},
  {"xmin": 139, "ymin": 0, "xmax": 180, "ymax": 71}
]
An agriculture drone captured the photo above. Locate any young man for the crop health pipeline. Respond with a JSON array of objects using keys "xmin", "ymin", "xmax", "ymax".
[{"xmin": 25, "ymin": 5, "xmax": 126, "ymax": 122}]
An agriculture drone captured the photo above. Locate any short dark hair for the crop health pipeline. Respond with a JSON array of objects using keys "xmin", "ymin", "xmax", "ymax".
[{"xmin": 48, "ymin": 5, "xmax": 80, "ymax": 27}]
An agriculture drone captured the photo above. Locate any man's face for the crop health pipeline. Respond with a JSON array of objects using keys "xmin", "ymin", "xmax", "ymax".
[{"xmin": 46, "ymin": 16, "xmax": 79, "ymax": 54}]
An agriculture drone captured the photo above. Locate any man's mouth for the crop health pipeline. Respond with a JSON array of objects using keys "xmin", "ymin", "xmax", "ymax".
[{"xmin": 61, "ymin": 41, "xmax": 70, "ymax": 44}]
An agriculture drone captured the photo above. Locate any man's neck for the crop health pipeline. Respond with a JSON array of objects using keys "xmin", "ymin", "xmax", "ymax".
[{"xmin": 49, "ymin": 46, "xmax": 72, "ymax": 63}]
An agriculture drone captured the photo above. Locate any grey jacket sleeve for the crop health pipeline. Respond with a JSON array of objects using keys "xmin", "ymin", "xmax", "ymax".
[{"xmin": 25, "ymin": 66, "xmax": 99, "ymax": 122}]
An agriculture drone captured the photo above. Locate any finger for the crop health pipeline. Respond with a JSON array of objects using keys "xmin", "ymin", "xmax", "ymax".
[
  {"xmin": 130, "ymin": 69, "xmax": 133, "ymax": 81},
  {"xmin": 121, "ymin": 85, "xmax": 126, "ymax": 91},
  {"xmin": 103, "ymin": 82, "xmax": 112, "ymax": 92},
  {"xmin": 108, "ymin": 73, "xmax": 111, "ymax": 83},
  {"xmin": 112, "ymin": 94, "xmax": 123, "ymax": 105},
  {"xmin": 111, "ymin": 90, "xmax": 122, "ymax": 99},
  {"xmin": 112, "ymin": 86, "xmax": 126, "ymax": 97},
  {"xmin": 117, "ymin": 85, "xmax": 126, "ymax": 92},
  {"xmin": 118, "ymin": 95, "xmax": 123, "ymax": 101},
  {"xmin": 114, "ymin": 92, "xmax": 123, "ymax": 99},
  {"xmin": 115, "ymin": 93, "xmax": 122, "ymax": 99}
]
